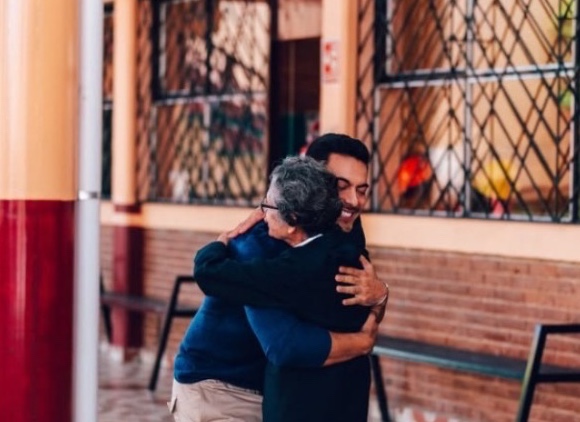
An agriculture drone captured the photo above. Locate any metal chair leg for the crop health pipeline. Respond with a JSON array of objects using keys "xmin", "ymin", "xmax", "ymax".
[
  {"xmin": 515, "ymin": 324, "xmax": 546, "ymax": 422},
  {"xmin": 370, "ymin": 354, "xmax": 391, "ymax": 422},
  {"xmin": 99, "ymin": 275, "xmax": 113, "ymax": 342},
  {"xmin": 148, "ymin": 276, "xmax": 193, "ymax": 391},
  {"xmin": 148, "ymin": 276, "xmax": 185, "ymax": 391},
  {"xmin": 148, "ymin": 307, "xmax": 175, "ymax": 391}
]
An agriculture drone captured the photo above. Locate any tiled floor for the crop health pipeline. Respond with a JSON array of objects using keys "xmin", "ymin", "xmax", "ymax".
[
  {"xmin": 97, "ymin": 346, "xmax": 383, "ymax": 422},
  {"xmin": 98, "ymin": 348, "xmax": 173, "ymax": 422}
]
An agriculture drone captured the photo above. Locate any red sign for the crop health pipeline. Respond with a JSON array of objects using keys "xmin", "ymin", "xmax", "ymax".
[{"xmin": 321, "ymin": 40, "xmax": 339, "ymax": 83}]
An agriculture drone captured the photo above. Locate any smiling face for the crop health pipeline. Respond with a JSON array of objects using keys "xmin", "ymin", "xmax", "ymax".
[{"xmin": 325, "ymin": 153, "xmax": 369, "ymax": 232}]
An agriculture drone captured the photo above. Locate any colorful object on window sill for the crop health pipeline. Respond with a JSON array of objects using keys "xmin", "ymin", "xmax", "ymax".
[{"xmin": 396, "ymin": 153, "xmax": 433, "ymax": 194}]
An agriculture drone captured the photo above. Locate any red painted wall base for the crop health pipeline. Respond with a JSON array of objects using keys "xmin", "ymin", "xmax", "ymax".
[
  {"xmin": 0, "ymin": 200, "xmax": 75, "ymax": 422},
  {"xmin": 112, "ymin": 225, "xmax": 144, "ymax": 349}
]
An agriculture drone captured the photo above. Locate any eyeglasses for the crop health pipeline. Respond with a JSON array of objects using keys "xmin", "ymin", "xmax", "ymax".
[{"xmin": 260, "ymin": 201, "xmax": 278, "ymax": 213}]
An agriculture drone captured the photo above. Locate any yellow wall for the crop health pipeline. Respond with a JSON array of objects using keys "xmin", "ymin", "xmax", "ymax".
[{"xmin": 100, "ymin": 202, "xmax": 580, "ymax": 263}]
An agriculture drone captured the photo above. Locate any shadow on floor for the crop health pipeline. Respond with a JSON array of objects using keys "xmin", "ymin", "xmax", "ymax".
[{"xmin": 98, "ymin": 346, "xmax": 383, "ymax": 422}]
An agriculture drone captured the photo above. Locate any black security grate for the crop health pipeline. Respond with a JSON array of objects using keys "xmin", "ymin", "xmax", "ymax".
[
  {"xmin": 357, "ymin": 0, "xmax": 580, "ymax": 222},
  {"xmin": 133, "ymin": 0, "xmax": 271, "ymax": 205}
]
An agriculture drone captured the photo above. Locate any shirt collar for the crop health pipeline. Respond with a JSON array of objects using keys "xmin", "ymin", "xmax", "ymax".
[{"xmin": 294, "ymin": 233, "xmax": 323, "ymax": 248}]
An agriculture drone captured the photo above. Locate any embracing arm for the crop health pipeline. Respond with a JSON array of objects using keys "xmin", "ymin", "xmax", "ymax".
[
  {"xmin": 324, "ymin": 313, "xmax": 378, "ymax": 365},
  {"xmin": 193, "ymin": 241, "xmax": 296, "ymax": 306},
  {"xmin": 194, "ymin": 240, "xmax": 368, "ymax": 331},
  {"xmin": 335, "ymin": 219, "xmax": 389, "ymax": 311},
  {"xmin": 246, "ymin": 306, "xmax": 378, "ymax": 368},
  {"xmin": 245, "ymin": 306, "xmax": 330, "ymax": 367}
]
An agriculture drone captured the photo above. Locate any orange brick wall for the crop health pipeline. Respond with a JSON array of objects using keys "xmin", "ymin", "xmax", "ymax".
[
  {"xmin": 100, "ymin": 225, "xmax": 580, "ymax": 422},
  {"xmin": 141, "ymin": 227, "xmax": 214, "ymax": 359},
  {"xmin": 100, "ymin": 225, "xmax": 212, "ymax": 361},
  {"xmin": 368, "ymin": 246, "xmax": 580, "ymax": 422}
]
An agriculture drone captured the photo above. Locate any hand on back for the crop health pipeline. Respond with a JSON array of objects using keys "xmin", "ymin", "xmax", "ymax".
[{"xmin": 335, "ymin": 255, "xmax": 389, "ymax": 307}]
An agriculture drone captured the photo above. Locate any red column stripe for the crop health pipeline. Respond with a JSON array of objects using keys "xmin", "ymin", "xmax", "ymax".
[{"xmin": 0, "ymin": 200, "xmax": 75, "ymax": 422}]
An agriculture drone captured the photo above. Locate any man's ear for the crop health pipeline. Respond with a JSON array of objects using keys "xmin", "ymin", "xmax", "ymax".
[
  {"xmin": 287, "ymin": 213, "xmax": 298, "ymax": 226},
  {"xmin": 287, "ymin": 225, "xmax": 296, "ymax": 235}
]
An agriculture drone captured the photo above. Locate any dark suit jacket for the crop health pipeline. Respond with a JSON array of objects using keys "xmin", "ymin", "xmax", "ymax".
[{"xmin": 194, "ymin": 225, "xmax": 371, "ymax": 421}]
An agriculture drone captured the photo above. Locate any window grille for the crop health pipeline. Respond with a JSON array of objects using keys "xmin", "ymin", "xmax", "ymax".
[
  {"xmin": 134, "ymin": 0, "xmax": 271, "ymax": 205},
  {"xmin": 357, "ymin": 0, "xmax": 580, "ymax": 222}
]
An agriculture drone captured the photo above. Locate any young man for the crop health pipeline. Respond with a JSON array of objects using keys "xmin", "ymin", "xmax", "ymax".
[{"xmin": 170, "ymin": 134, "xmax": 389, "ymax": 421}]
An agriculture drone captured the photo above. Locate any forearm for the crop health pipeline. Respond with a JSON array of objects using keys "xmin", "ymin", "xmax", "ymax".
[
  {"xmin": 195, "ymin": 243, "xmax": 368, "ymax": 330},
  {"xmin": 194, "ymin": 242, "xmax": 287, "ymax": 307},
  {"xmin": 246, "ymin": 306, "xmax": 331, "ymax": 367},
  {"xmin": 372, "ymin": 301, "xmax": 387, "ymax": 323},
  {"xmin": 323, "ymin": 331, "xmax": 374, "ymax": 366}
]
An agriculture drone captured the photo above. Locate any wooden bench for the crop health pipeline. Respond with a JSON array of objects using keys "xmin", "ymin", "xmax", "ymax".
[
  {"xmin": 100, "ymin": 275, "xmax": 199, "ymax": 391},
  {"xmin": 370, "ymin": 323, "xmax": 580, "ymax": 422}
]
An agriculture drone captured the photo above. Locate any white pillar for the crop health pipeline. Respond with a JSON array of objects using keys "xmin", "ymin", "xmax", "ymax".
[{"xmin": 73, "ymin": 1, "xmax": 104, "ymax": 421}]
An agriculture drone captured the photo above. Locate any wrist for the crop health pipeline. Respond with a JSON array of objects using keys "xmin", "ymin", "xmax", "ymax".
[
  {"xmin": 372, "ymin": 281, "xmax": 389, "ymax": 306},
  {"xmin": 357, "ymin": 331, "xmax": 374, "ymax": 355}
]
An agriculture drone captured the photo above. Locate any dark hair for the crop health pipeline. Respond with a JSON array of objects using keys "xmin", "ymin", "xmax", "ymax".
[
  {"xmin": 270, "ymin": 156, "xmax": 342, "ymax": 236},
  {"xmin": 305, "ymin": 133, "xmax": 370, "ymax": 165}
]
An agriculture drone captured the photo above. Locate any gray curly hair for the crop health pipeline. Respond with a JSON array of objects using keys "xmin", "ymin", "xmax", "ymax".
[{"xmin": 269, "ymin": 156, "xmax": 342, "ymax": 236}]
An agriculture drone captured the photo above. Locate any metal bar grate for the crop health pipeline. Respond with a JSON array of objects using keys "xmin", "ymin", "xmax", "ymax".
[
  {"xmin": 357, "ymin": 0, "xmax": 580, "ymax": 222},
  {"xmin": 130, "ymin": 0, "xmax": 271, "ymax": 205}
]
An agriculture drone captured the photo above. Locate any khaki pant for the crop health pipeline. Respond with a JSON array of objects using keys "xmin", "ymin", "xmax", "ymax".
[{"xmin": 168, "ymin": 379, "xmax": 263, "ymax": 422}]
